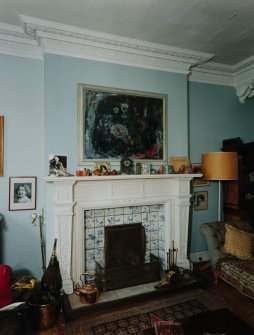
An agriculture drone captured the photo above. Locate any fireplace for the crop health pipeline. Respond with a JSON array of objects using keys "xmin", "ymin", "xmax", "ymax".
[
  {"xmin": 83, "ymin": 204, "xmax": 165, "ymax": 287},
  {"xmin": 94, "ymin": 223, "xmax": 161, "ymax": 291},
  {"xmin": 45, "ymin": 174, "xmax": 199, "ymax": 294}
]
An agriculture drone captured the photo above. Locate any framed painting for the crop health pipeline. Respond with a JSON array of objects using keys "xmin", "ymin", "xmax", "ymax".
[
  {"xmin": 169, "ymin": 156, "xmax": 190, "ymax": 173},
  {"xmin": 78, "ymin": 84, "xmax": 167, "ymax": 164},
  {"xmin": 9, "ymin": 176, "xmax": 37, "ymax": 211},
  {"xmin": 0, "ymin": 116, "xmax": 3, "ymax": 176},
  {"xmin": 194, "ymin": 191, "xmax": 208, "ymax": 211}
]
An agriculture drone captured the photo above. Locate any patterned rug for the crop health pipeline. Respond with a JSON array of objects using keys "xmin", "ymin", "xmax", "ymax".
[
  {"xmin": 63, "ymin": 288, "xmax": 228, "ymax": 335},
  {"xmin": 91, "ymin": 299, "xmax": 207, "ymax": 335}
]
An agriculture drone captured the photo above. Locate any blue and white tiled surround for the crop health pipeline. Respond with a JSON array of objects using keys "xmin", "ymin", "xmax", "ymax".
[
  {"xmin": 45, "ymin": 173, "xmax": 199, "ymax": 294},
  {"xmin": 84, "ymin": 204, "xmax": 165, "ymax": 273}
]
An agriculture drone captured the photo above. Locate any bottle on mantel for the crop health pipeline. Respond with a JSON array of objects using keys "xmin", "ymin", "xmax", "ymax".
[{"xmin": 41, "ymin": 238, "xmax": 62, "ymax": 292}]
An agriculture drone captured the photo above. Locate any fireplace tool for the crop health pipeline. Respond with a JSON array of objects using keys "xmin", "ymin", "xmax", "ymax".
[
  {"xmin": 28, "ymin": 233, "xmax": 62, "ymax": 331},
  {"xmin": 41, "ymin": 238, "xmax": 62, "ymax": 292},
  {"xmin": 165, "ymin": 240, "xmax": 184, "ymax": 283},
  {"xmin": 34, "ymin": 208, "xmax": 62, "ymax": 292},
  {"xmin": 74, "ymin": 272, "xmax": 100, "ymax": 304},
  {"xmin": 155, "ymin": 241, "xmax": 183, "ymax": 289},
  {"xmin": 39, "ymin": 209, "xmax": 46, "ymax": 273}
]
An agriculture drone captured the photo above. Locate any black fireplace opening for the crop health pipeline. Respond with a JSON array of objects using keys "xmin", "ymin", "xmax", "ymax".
[
  {"xmin": 105, "ymin": 223, "xmax": 145, "ymax": 269},
  {"xmin": 95, "ymin": 223, "xmax": 161, "ymax": 292}
]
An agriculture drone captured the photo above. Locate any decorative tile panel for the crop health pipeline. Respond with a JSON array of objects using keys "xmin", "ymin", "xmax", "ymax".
[{"xmin": 84, "ymin": 204, "xmax": 165, "ymax": 273}]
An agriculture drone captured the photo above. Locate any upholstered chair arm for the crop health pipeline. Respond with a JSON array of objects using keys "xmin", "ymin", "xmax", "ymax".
[{"xmin": 200, "ymin": 221, "xmax": 226, "ymax": 270}]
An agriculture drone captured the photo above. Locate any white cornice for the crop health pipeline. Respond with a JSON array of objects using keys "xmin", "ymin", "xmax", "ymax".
[
  {"xmin": 189, "ymin": 62, "xmax": 234, "ymax": 87},
  {"xmin": 0, "ymin": 22, "xmax": 42, "ymax": 59},
  {"xmin": 0, "ymin": 15, "xmax": 254, "ymax": 102},
  {"xmin": 19, "ymin": 15, "xmax": 213, "ymax": 74},
  {"xmin": 188, "ymin": 55, "xmax": 254, "ymax": 103}
]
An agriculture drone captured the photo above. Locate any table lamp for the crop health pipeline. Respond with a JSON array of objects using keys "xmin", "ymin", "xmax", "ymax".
[{"xmin": 201, "ymin": 152, "xmax": 238, "ymax": 220}]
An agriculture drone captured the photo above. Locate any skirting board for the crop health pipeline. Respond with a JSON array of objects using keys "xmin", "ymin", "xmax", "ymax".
[{"xmin": 189, "ymin": 251, "xmax": 210, "ymax": 263}]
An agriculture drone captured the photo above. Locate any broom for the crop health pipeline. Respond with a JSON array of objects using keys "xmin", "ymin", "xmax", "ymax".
[{"xmin": 41, "ymin": 238, "xmax": 62, "ymax": 292}]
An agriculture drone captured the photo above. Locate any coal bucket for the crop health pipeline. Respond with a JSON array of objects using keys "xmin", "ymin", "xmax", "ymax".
[{"xmin": 27, "ymin": 291, "xmax": 60, "ymax": 330}]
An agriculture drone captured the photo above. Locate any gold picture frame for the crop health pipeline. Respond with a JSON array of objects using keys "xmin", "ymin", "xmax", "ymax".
[
  {"xmin": 78, "ymin": 84, "xmax": 167, "ymax": 164},
  {"xmin": 169, "ymin": 156, "xmax": 190, "ymax": 173},
  {"xmin": 0, "ymin": 116, "xmax": 3, "ymax": 176}
]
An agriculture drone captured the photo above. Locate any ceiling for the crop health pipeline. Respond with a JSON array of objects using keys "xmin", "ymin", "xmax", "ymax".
[{"xmin": 1, "ymin": 0, "xmax": 254, "ymax": 66}]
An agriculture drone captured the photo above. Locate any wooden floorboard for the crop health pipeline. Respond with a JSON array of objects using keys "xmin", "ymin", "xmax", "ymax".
[
  {"xmin": 193, "ymin": 260, "xmax": 254, "ymax": 328},
  {"xmin": 20, "ymin": 263, "xmax": 254, "ymax": 333}
]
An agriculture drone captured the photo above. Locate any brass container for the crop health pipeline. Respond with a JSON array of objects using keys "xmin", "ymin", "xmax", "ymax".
[
  {"xmin": 27, "ymin": 292, "xmax": 60, "ymax": 330},
  {"xmin": 78, "ymin": 284, "xmax": 99, "ymax": 304},
  {"xmin": 75, "ymin": 272, "xmax": 100, "ymax": 304}
]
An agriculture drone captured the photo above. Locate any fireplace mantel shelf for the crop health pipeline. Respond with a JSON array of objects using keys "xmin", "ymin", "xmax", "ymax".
[
  {"xmin": 44, "ymin": 173, "xmax": 201, "ymax": 294},
  {"xmin": 44, "ymin": 173, "xmax": 202, "ymax": 183}
]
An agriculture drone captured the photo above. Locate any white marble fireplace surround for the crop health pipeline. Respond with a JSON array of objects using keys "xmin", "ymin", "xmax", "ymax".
[{"xmin": 45, "ymin": 174, "xmax": 198, "ymax": 294}]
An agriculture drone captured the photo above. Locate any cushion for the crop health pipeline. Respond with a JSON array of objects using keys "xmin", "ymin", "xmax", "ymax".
[{"xmin": 224, "ymin": 224, "xmax": 254, "ymax": 260}]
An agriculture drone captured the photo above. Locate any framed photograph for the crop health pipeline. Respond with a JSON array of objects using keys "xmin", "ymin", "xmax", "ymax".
[
  {"xmin": 136, "ymin": 162, "xmax": 142, "ymax": 175},
  {"xmin": 141, "ymin": 163, "xmax": 151, "ymax": 175},
  {"xmin": 169, "ymin": 156, "xmax": 190, "ymax": 173},
  {"xmin": 192, "ymin": 163, "xmax": 210, "ymax": 187},
  {"xmin": 78, "ymin": 84, "xmax": 167, "ymax": 164},
  {"xmin": 194, "ymin": 191, "xmax": 208, "ymax": 211},
  {"xmin": 0, "ymin": 116, "xmax": 3, "ymax": 176},
  {"xmin": 120, "ymin": 156, "xmax": 134, "ymax": 175},
  {"xmin": 9, "ymin": 177, "xmax": 37, "ymax": 211},
  {"xmin": 49, "ymin": 154, "xmax": 68, "ymax": 176}
]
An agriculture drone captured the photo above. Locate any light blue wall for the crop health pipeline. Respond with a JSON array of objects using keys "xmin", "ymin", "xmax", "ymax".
[
  {"xmin": 0, "ymin": 55, "xmax": 44, "ymax": 278},
  {"xmin": 44, "ymin": 54, "xmax": 189, "ymax": 253},
  {"xmin": 1, "ymin": 51, "xmax": 254, "ymax": 277},
  {"xmin": 44, "ymin": 54, "xmax": 189, "ymax": 171},
  {"xmin": 189, "ymin": 81, "xmax": 254, "ymax": 252}
]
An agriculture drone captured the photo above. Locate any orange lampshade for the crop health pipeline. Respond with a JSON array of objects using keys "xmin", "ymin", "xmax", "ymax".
[{"xmin": 201, "ymin": 152, "xmax": 238, "ymax": 181}]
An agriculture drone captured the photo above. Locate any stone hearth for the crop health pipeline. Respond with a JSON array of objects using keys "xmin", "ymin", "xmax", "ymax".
[{"xmin": 45, "ymin": 174, "xmax": 198, "ymax": 294}]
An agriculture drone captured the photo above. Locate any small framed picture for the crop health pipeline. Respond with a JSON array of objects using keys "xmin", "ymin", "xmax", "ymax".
[
  {"xmin": 49, "ymin": 154, "xmax": 68, "ymax": 176},
  {"xmin": 169, "ymin": 156, "xmax": 190, "ymax": 173},
  {"xmin": 141, "ymin": 163, "xmax": 150, "ymax": 175},
  {"xmin": 9, "ymin": 177, "xmax": 37, "ymax": 211},
  {"xmin": 136, "ymin": 162, "xmax": 142, "ymax": 175},
  {"xmin": 194, "ymin": 191, "xmax": 208, "ymax": 211},
  {"xmin": 192, "ymin": 163, "xmax": 210, "ymax": 187}
]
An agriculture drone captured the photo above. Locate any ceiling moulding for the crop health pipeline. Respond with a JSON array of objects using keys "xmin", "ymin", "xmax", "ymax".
[
  {"xmin": 20, "ymin": 15, "xmax": 213, "ymax": 74},
  {"xmin": 188, "ymin": 62, "xmax": 234, "ymax": 87},
  {"xmin": 233, "ymin": 55, "xmax": 254, "ymax": 103},
  {"xmin": 1, "ymin": 15, "xmax": 254, "ymax": 103},
  {"xmin": 190, "ymin": 57, "xmax": 254, "ymax": 103},
  {"xmin": 0, "ymin": 22, "xmax": 42, "ymax": 59}
]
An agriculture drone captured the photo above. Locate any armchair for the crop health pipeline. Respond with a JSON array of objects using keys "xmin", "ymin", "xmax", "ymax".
[
  {"xmin": 200, "ymin": 220, "xmax": 254, "ymax": 300},
  {"xmin": 200, "ymin": 220, "xmax": 254, "ymax": 270}
]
